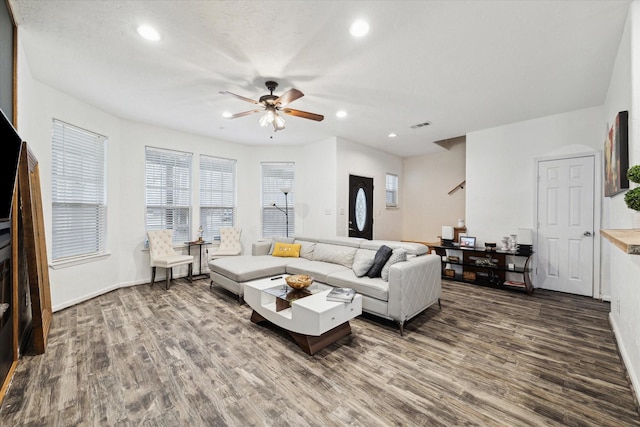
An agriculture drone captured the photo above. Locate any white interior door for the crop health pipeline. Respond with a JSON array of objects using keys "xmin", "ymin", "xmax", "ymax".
[{"xmin": 536, "ymin": 155, "xmax": 595, "ymax": 296}]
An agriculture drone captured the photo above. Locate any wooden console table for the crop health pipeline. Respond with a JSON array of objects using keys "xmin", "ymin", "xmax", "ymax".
[{"xmin": 431, "ymin": 245, "xmax": 534, "ymax": 295}]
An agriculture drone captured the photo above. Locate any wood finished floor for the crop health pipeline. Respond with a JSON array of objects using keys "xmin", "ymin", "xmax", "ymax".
[{"xmin": 1, "ymin": 279, "xmax": 639, "ymax": 426}]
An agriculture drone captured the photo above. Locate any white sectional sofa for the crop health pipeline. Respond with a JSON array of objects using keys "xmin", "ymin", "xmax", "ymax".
[{"xmin": 208, "ymin": 235, "xmax": 441, "ymax": 335}]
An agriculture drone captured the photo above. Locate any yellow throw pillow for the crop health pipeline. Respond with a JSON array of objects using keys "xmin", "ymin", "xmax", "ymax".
[{"xmin": 272, "ymin": 242, "xmax": 301, "ymax": 258}]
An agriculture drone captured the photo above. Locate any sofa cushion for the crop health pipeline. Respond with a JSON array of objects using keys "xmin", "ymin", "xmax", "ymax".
[
  {"xmin": 297, "ymin": 240, "xmax": 316, "ymax": 260},
  {"xmin": 367, "ymin": 245, "xmax": 393, "ymax": 278},
  {"xmin": 312, "ymin": 243, "xmax": 357, "ymax": 268},
  {"xmin": 268, "ymin": 237, "xmax": 295, "ymax": 255},
  {"xmin": 318, "ymin": 237, "xmax": 365, "ymax": 248},
  {"xmin": 381, "ymin": 248, "xmax": 408, "ymax": 281},
  {"xmin": 285, "ymin": 259, "xmax": 350, "ymax": 283},
  {"xmin": 209, "ymin": 255, "xmax": 291, "ymax": 282},
  {"xmin": 352, "ymin": 249, "xmax": 377, "ymax": 277},
  {"xmin": 360, "ymin": 240, "xmax": 428, "ymax": 256},
  {"xmin": 326, "ymin": 270, "xmax": 389, "ymax": 301},
  {"xmin": 272, "ymin": 242, "xmax": 301, "ymax": 257}
]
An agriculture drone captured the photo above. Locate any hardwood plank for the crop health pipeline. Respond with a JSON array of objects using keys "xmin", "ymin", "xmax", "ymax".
[{"xmin": 0, "ymin": 279, "xmax": 638, "ymax": 426}]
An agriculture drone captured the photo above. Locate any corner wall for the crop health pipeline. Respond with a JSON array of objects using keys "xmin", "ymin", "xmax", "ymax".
[
  {"xmin": 604, "ymin": 0, "xmax": 640, "ymax": 404},
  {"xmin": 402, "ymin": 137, "xmax": 466, "ymax": 243}
]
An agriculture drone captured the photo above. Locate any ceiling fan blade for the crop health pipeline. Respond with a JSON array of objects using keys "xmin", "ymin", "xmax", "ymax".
[
  {"xmin": 219, "ymin": 91, "xmax": 260, "ymax": 104},
  {"xmin": 227, "ymin": 109, "xmax": 263, "ymax": 119},
  {"xmin": 275, "ymin": 89, "xmax": 304, "ymax": 107},
  {"xmin": 282, "ymin": 108, "xmax": 324, "ymax": 122}
]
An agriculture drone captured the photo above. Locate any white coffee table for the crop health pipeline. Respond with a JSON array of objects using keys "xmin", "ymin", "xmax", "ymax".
[{"xmin": 244, "ymin": 275, "xmax": 362, "ymax": 355}]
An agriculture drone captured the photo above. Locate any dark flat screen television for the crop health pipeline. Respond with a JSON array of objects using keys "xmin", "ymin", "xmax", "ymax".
[{"xmin": 0, "ymin": 108, "xmax": 22, "ymax": 220}]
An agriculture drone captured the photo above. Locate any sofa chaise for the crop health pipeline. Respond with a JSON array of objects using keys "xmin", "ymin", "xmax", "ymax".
[{"xmin": 208, "ymin": 235, "xmax": 441, "ymax": 335}]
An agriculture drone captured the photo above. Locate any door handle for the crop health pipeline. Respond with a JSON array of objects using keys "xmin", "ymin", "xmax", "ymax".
[{"xmin": 583, "ymin": 231, "xmax": 592, "ymax": 237}]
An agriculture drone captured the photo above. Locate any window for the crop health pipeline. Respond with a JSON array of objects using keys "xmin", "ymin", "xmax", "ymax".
[
  {"xmin": 261, "ymin": 162, "xmax": 294, "ymax": 238},
  {"xmin": 200, "ymin": 155, "xmax": 236, "ymax": 241},
  {"xmin": 51, "ymin": 120, "xmax": 107, "ymax": 261},
  {"xmin": 386, "ymin": 173, "xmax": 398, "ymax": 207},
  {"xmin": 145, "ymin": 147, "xmax": 192, "ymax": 244}
]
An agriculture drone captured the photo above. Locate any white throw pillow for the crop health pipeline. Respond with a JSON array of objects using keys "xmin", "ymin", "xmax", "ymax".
[
  {"xmin": 381, "ymin": 248, "xmax": 408, "ymax": 281},
  {"xmin": 297, "ymin": 240, "xmax": 316, "ymax": 260},
  {"xmin": 352, "ymin": 249, "xmax": 377, "ymax": 277}
]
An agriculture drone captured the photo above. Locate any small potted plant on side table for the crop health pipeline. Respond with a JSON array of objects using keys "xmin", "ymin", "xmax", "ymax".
[{"xmin": 624, "ymin": 165, "xmax": 640, "ymax": 229}]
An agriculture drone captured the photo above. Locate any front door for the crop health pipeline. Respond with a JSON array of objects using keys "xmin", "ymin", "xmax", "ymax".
[
  {"xmin": 536, "ymin": 155, "xmax": 595, "ymax": 296},
  {"xmin": 348, "ymin": 175, "xmax": 373, "ymax": 240}
]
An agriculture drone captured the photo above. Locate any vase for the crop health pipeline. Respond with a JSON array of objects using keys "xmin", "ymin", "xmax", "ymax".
[{"xmin": 632, "ymin": 211, "xmax": 640, "ymax": 230}]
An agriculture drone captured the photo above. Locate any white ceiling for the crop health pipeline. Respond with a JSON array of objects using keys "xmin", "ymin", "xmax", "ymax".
[{"xmin": 8, "ymin": 0, "xmax": 631, "ymax": 157}]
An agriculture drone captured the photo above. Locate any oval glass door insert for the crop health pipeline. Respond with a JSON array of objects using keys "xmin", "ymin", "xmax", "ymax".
[{"xmin": 355, "ymin": 187, "xmax": 367, "ymax": 231}]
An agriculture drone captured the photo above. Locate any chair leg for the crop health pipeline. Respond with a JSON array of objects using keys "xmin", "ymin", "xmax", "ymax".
[
  {"xmin": 150, "ymin": 267, "xmax": 156, "ymax": 287},
  {"xmin": 166, "ymin": 267, "xmax": 171, "ymax": 290},
  {"xmin": 438, "ymin": 298, "xmax": 442, "ymax": 309},
  {"xmin": 189, "ymin": 263, "xmax": 193, "ymax": 282}
]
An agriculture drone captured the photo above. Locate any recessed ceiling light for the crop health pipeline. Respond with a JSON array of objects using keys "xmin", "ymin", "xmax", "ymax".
[
  {"xmin": 222, "ymin": 112, "xmax": 232, "ymax": 119},
  {"xmin": 336, "ymin": 110, "xmax": 347, "ymax": 118},
  {"xmin": 388, "ymin": 133, "xmax": 397, "ymax": 138},
  {"xmin": 137, "ymin": 25, "xmax": 161, "ymax": 41},
  {"xmin": 350, "ymin": 19, "xmax": 369, "ymax": 37}
]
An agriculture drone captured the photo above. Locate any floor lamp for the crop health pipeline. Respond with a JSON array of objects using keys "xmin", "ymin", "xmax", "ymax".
[{"xmin": 272, "ymin": 187, "xmax": 290, "ymax": 237}]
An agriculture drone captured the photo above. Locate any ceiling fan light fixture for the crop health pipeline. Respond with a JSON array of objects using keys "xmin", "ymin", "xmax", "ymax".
[
  {"xmin": 274, "ymin": 113, "xmax": 286, "ymax": 130},
  {"xmin": 336, "ymin": 110, "xmax": 347, "ymax": 118},
  {"xmin": 222, "ymin": 112, "xmax": 232, "ymax": 119},
  {"xmin": 259, "ymin": 110, "xmax": 274, "ymax": 127}
]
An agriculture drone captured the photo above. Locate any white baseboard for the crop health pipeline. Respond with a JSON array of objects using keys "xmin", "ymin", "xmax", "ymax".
[
  {"xmin": 52, "ymin": 274, "xmax": 196, "ymax": 312},
  {"xmin": 601, "ymin": 294, "xmax": 612, "ymax": 302},
  {"xmin": 609, "ymin": 312, "xmax": 640, "ymax": 408}
]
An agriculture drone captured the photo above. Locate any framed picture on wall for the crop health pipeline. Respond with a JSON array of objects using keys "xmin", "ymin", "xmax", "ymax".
[{"xmin": 604, "ymin": 110, "xmax": 629, "ymax": 197}]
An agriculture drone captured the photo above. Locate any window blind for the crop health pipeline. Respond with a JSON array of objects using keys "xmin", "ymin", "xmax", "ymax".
[
  {"xmin": 386, "ymin": 173, "xmax": 398, "ymax": 207},
  {"xmin": 145, "ymin": 147, "xmax": 192, "ymax": 244},
  {"xmin": 261, "ymin": 162, "xmax": 294, "ymax": 238},
  {"xmin": 51, "ymin": 120, "xmax": 107, "ymax": 261},
  {"xmin": 200, "ymin": 155, "xmax": 236, "ymax": 241}
]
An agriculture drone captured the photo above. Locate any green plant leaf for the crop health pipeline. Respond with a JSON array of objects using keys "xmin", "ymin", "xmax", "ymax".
[
  {"xmin": 627, "ymin": 165, "xmax": 640, "ymax": 184},
  {"xmin": 624, "ymin": 187, "xmax": 640, "ymax": 211}
]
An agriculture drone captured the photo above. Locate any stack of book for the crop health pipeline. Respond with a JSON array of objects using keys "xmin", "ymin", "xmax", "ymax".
[{"xmin": 326, "ymin": 287, "xmax": 356, "ymax": 302}]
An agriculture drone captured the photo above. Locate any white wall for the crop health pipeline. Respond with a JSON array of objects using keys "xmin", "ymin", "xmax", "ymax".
[
  {"xmin": 403, "ymin": 137, "xmax": 466, "ymax": 243},
  {"xmin": 17, "ymin": 39, "xmax": 127, "ymax": 309},
  {"xmin": 604, "ymin": 0, "xmax": 640, "ymax": 405},
  {"xmin": 335, "ymin": 138, "xmax": 403, "ymax": 239},
  {"xmin": 299, "ymin": 137, "xmax": 338, "ymax": 236},
  {"xmin": 466, "ymin": 106, "xmax": 603, "ymax": 247}
]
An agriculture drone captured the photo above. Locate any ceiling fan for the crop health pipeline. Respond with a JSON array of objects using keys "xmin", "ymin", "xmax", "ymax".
[{"xmin": 219, "ymin": 81, "xmax": 324, "ymax": 131}]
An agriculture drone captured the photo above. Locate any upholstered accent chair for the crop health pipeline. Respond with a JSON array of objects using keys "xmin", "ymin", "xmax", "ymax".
[
  {"xmin": 208, "ymin": 227, "xmax": 242, "ymax": 259},
  {"xmin": 147, "ymin": 229, "xmax": 194, "ymax": 290}
]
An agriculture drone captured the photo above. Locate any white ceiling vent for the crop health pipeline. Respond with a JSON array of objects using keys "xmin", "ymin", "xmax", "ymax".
[{"xmin": 410, "ymin": 121, "xmax": 431, "ymax": 129}]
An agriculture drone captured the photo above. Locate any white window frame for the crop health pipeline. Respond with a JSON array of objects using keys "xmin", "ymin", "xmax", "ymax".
[
  {"xmin": 145, "ymin": 146, "xmax": 193, "ymax": 245},
  {"xmin": 261, "ymin": 162, "xmax": 295, "ymax": 238},
  {"xmin": 199, "ymin": 155, "xmax": 236, "ymax": 242},
  {"xmin": 51, "ymin": 119, "xmax": 107, "ymax": 263},
  {"xmin": 386, "ymin": 173, "xmax": 399, "ymax": 207}
]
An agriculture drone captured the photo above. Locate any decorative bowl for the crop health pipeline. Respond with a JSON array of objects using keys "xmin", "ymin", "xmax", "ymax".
[{"xmin": 285, "ymin": 274, "xmax": 314, "ymax": 289}]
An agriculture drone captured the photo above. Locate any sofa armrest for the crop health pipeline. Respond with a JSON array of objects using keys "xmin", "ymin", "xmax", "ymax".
[
  {"xmin": 387, "ymin": 254, "xmax": 441, "ymax": 323},
  {"xmin": 252, "ymin": 241, "xmax": 272, "ymax": 256}
]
